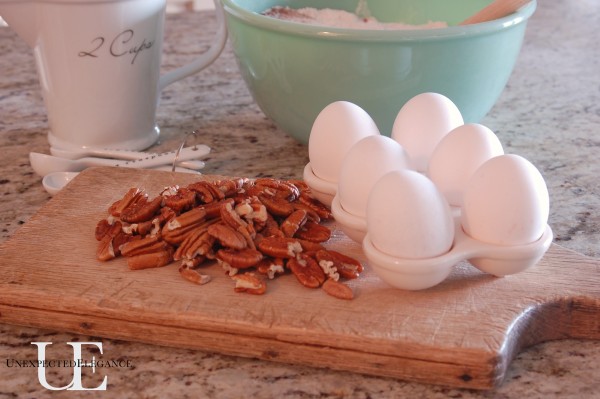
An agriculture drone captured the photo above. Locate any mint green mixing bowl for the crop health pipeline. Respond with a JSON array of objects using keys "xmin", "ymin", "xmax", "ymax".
[{"xmin": 221, "ymin": 0, "xmax": 536, "ymax": 144}]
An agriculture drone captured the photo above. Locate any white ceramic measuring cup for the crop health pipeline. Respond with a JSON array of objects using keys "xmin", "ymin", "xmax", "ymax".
[{"xmin": 0, "ymin": 0, "xmax": 227, "ymax": 151}]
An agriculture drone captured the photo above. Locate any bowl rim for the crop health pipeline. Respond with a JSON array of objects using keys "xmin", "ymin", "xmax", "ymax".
[{"xmin": 221, "ymin": 0, "xmax": 537, "ymax": 42}]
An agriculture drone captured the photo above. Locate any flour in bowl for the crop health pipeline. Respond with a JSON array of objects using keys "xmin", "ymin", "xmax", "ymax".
[{"xmin": 262, "ymin": 6, "xmax": 447, "ymax": 30}]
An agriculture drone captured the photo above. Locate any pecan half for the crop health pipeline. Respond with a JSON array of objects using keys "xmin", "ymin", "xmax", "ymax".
[
  {"xmin": 292, "ymin": 202, "xmax": 321, "ymax": 223},
  {"xmin": 258, "ymin": 194, "xmax": 294, "ymax": 217},
  {"xmin": 254, "ymin": 178, "xmax": 300, "ymax": 201},
  {"xmin": 216, "ymin": 248, "xmax": 263, "ymax": 269},
  {"xmin": 256, "ymin": 257, "xmax": 286, "ymax": 280},
  {"xmin": 322, "ymin": 278, "xmax": 354, "ymax": 300},
  {"xmin": 220, "ymin": 201, "xmax": 248, "ymax": 230},
  {"xmin": 95, "ymin": 219, "xmax": 115, "ymax": 241},
  {"xmin": 257, "ymin": 236, "xmax": 303, "ymax": 259},
  {"xmin": 174, "ymin": 228, "xmax": 215, "ymax": 261},
  {"xmin": 112, "ymin": 231, "xmax": 138, "ymax": 256},
  {"xmin": 188, "ymin": 181, "xmax": 224, "ymax": 204},
  {"xmin": 299, "ymin": 192, "xmax": 332, "ymax": 220},
  {"xmin": 199, "ymin": 198, "xmax": 235, "ymax": 219},
  {"xmin": 296, "ymin": 239, "xmax": 326, "ymax": 253},
  {"xmin": 281, "ymin": 209, "xmax": 307, "ymax": 238},
  {"xmin": 97, "ymin": 235, "xmax": 116, "ymax": 261},
  {"xmin": 127, "ymin": 247, "xmax": 174, "ymax": 270},
  {"xmin": 231, "ymin": 272, "xmax": 266, "ymax": 295},
  {"xmin": 215, "ymin": 178, "xmax": 245, "ymax": 197},
  {"xmin": 295, "ymin": 221, "xmax": 331, "ymax": 243},
  {"xmin": 259, "ymin": 214, "xmax": 285, "ymax": 238},
  {"xmin": 235, "ymin": 197, "xmax": 268, "ymax": 228},
  {"xmin": 220, "ymin": 201, "xmax": 256, "ymax": 249},
  {"xmin": 180, "ymin": 256, "xmax": 205, "ymax": 269},
  {"xmin": 95, "ymin": 220, "xmax": 124, "ymax": 261},
  {"xmin": 108, "ymin": 188, "xmax": 144, "ymax": 217},
  {"xmin": 135, "ymin": 218, "xmax": 161, "ymax": 236},
  {"xmin": 287, "ymin": 179, "xmax": 309, "ymax": 193},
  {"xmin": 207, "ymin": 223, "xmax": 247, "ymax": 250},
  {"xmin": 120, "ymin": 195, "xmax": 162, "ymax": 224},
  {"xmin": 316, "ymin": 249, "xmax": 363, "ymax": 280},
  {"xmin": 120, "ymin": 235, "xmax": 169, "ymax": 257},
  {"xmin": 179, "ymin": 265, "xmax": 211, "ymax": 285},
  {"xmin": 162, "ymin": 187, "xmax": 196, "ymax": 213},
  {"xmin": 162, "ymin": 207, "xmax": 208, "ymax": 244},
  {"xmin": 288, "ymin": 253, "xmax": 325, "ymax": 288}
]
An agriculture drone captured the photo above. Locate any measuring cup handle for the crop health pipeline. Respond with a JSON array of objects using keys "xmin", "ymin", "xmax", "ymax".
[{"xmin": 158, "ymin": 0, "xmax": 227, "ymax": 92}]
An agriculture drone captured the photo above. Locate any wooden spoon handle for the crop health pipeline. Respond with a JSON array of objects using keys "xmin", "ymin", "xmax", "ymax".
[{"xmin": 459, "ymin": 0, "xmax": 531, "ymax": 25}]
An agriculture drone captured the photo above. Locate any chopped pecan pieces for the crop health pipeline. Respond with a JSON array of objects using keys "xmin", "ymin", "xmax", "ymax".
[{"xmin": 93, "ymin": 177, "xmax": 362, "ymax": 299}]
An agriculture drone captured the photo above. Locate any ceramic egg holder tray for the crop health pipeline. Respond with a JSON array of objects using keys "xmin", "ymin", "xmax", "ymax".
[
  {"xmin": 303, "ymin": 96, "xmax": 553, "ymax": 290},
  {"xmin": 308, "ymin": 165, "xmax": 553, "ymax": 290},
  {"xmin": 362, "ymin": 211, "xmax": 553, "ymax": 290}
]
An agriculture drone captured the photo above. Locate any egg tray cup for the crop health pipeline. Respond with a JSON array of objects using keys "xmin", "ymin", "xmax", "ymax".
[
  {"xmin": 303, "ymin": 163, "xmax": 336, "ymax": 207},
  {"xmin": 362, "ymin": 218, "xmax": 554, "ymax": 291},
  {"xmin": 330, "ymin": 193, "xmax": 368, "ymax": 243}
]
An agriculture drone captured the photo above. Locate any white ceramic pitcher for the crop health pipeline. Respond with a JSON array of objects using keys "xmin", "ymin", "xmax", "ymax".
[{"xmin": 0, "ymin": 0, "xmax": 227, "ymax": 150}]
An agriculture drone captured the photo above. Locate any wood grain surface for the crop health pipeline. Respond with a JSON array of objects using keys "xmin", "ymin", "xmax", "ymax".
[{"xmin": 0, "ymin": 167, "xmax": 598, "ymax": 389}]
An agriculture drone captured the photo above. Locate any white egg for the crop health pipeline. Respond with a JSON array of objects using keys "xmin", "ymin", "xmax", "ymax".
[
  {"xmin": 366, "ymin": 170, "xmax": 455, "ymax": 259},
  {"xmin": 461, "ymin": 154, "xmax": 549, "ymax": 245},
  {"xmin": 391, "ymin": 92, "xmax": 463, "ymax": 173},
  {"xmin": 428, "ymin": 123, "xmax": 504, "ymax": 207},
  {"xmin": 338, "ymin": 135, "xmax": 410, "ymax": 218},
  {"xmin": 308, "ymin": 101, "xmax": 380, "ymax": 183}
]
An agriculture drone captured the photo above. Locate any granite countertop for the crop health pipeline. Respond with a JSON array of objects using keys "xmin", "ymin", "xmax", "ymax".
[{"xmin": 1, "ymin": 1, "xmax": 599, "ymax": 397}]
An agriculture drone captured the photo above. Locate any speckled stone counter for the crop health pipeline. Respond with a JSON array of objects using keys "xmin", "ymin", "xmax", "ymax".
[{"xmin": 1, "ymin": 1, "xmax": 599, "ymax": 397}]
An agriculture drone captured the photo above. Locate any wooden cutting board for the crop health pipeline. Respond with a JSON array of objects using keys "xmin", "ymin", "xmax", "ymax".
[{"xmin": 0, "ymin": 167, "xmax": 598, "ymax": 389}]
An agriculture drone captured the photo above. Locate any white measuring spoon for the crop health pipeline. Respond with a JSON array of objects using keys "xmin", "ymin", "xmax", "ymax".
[
  {"xmin": 42, "ymin": 166, "xmax": 200, "ymax": 196},
  {"xmin": 30, "ymin": 145, "xmax": 210, "ymax": 176},
  {"xmin": 50, "ymin": 145, "xmax": 206, "ymax": 170},
  {"xmin": 42, "ymin": 171, "xmax": 78, "ymax": 195}
]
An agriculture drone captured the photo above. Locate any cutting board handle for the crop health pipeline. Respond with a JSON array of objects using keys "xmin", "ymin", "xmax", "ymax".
[{"xmin": 502, "ymin": 245, "xmax": 600, "ymax": 362}]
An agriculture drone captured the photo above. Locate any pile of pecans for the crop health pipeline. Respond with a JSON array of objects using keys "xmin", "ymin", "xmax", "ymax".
[{"xmin": 94, "ymin": 178, "xmax": 363, "ymax": 299}]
